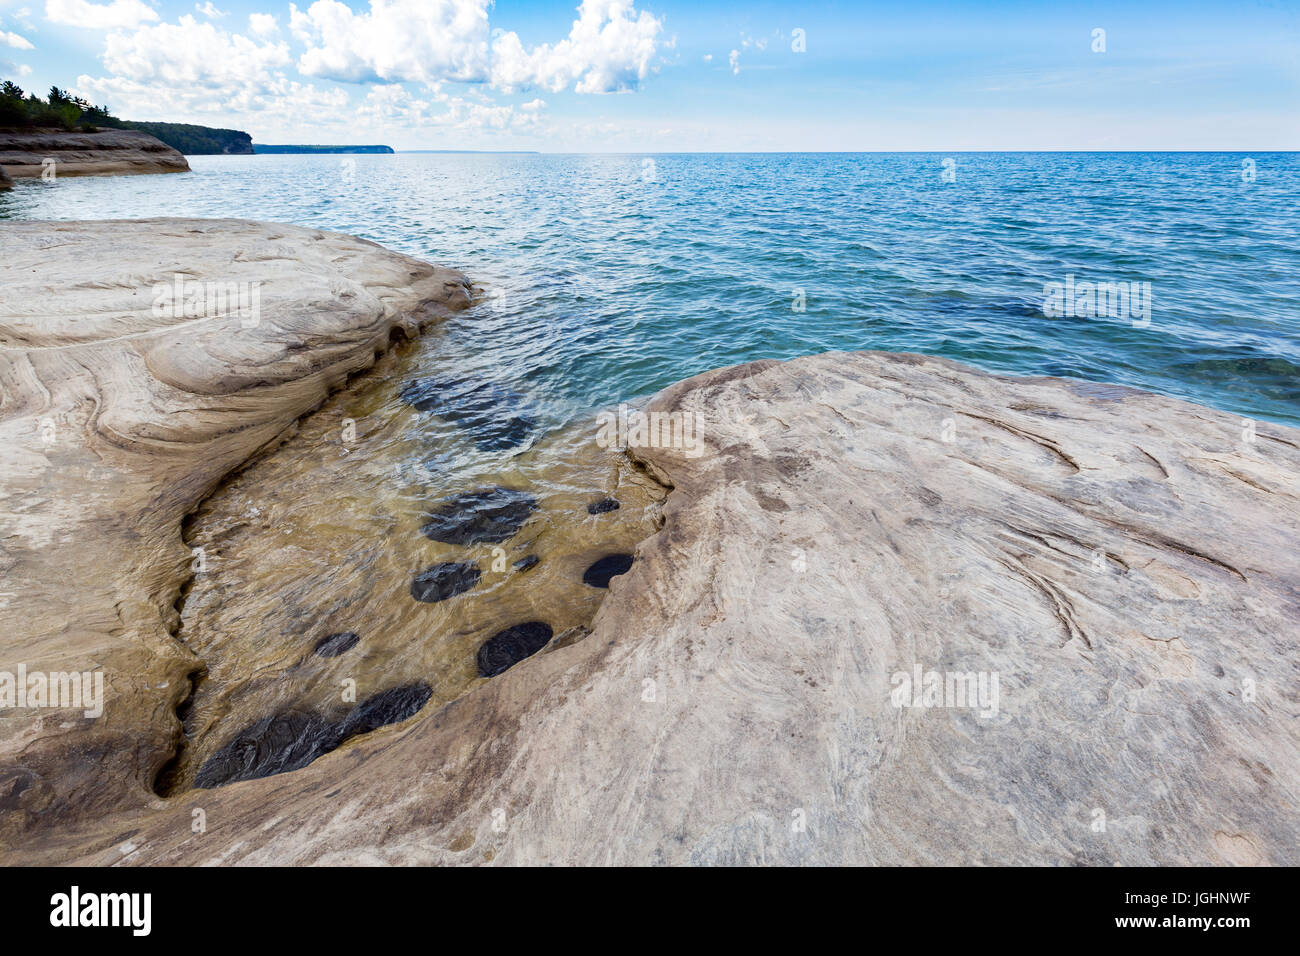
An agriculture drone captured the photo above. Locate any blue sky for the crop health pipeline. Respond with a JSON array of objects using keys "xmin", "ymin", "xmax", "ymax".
[{"xmin": 1, "ymin": 0, "xmax": 1296, "ymax": 149}]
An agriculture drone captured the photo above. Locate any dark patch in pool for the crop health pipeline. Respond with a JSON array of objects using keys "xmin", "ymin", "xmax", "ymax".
[
  {"xmin": 587, "ymin": 497, "xmax": 620, "ymax": 514},
  {"xmin": 195, "ymin": 711, "xmax": 339, "ymax": 789},
  {"xmin": 583, "ymin": 553, "xmax": 634, "ymax": 588},
  {"xmin": 400, "ymin": 376, "xmax": 537, "ymax": 451},
  {"xmin": 513, "ymin": 554, "xmax": 539, "ymax": 572},
  {"xmin": 195, "ymin": 683, "xmax": 435, "ymax": 789},
  {"xmin": 421, "ymin": 486, "xmax": 537, "ymax": 544},
  {"xmin": 314, "ymin": 631, "xmax": 360, "ymax": 658},
  {"xmin": 476, "ymin": 622, "xmax": 554, "ymax": 677},
  {"xmin": 410, "ymin": 562, "xmax": 481, "ymax": 603},
  {"xmin": 337, "ymin": 682, "xmax": 433, "ymax": 739}
]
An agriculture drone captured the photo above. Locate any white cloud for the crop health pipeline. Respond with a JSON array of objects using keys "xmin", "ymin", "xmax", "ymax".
[
  {"xmin": 490, "ymin": 0, "xmax": 663, "ymax": 93},
  {"xmin": 195, "ymin": 2, "xmax": 225, "ymax": 18},
  {"xmin": 290, "ymin": 0, "xmax": 491, "ymax": 85},
  {"xmin": 289, "ymin": 0, "xmax": 662, "ymax": 94},
  {"xmin": 702, "ymin": 53, "xmax": 712, "ymax": 62},
  {"xmin": 76, "ymin": 14, "xmax": 300, "ymax": 120},
  {"xmin": 248, "ymin": 12, "xmax": 277, "ymax": 36},
  {"xmin": 44, "ymin": 0, "xmax": 160, "ymax": 30},
  {"xmin": 372, "ymin": 83, "xmax": 546, "ymax": 132},
  {"xmin": 728, "ymin": 49, "xmax": 739, "ymax": 74},
  {"xmin": 79, "ymin": 67, "xmax": 348, "ymax": 126},
  {"xmin": 96, "ymin": 15, "xmax": 289, "ymax": 87},
  {"xmin": 2, "ymin": 30, "xmax": 34, "ymax": 49},
  {"xmin": 67, "ymin": 0, "xmax": 662, "ymax": 143}
]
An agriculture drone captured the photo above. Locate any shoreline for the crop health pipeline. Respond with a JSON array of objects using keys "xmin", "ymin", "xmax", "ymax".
[{"xmin": 2, "ymin": 219, "xmax": 1297, "ymax": 865}]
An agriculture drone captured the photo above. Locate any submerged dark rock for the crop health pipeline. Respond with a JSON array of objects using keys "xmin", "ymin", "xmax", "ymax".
[
  {"xmin": 476, "ymin": 622, "xmax": 554, "ymax": 677},
  {"xmin": 582, "ymin": 553, "xmax": 635, "ymax": 588},
  {"xmin": 314, "ymin": 631, "xmax": 360, "ymax": 658},
  {"xmin": 337, "ymin": 682, "xmax": 433, "ymax": 739},
  {"xmin": 410, "ymin": 562, "xmax": 481, "ymax": 603},
  {"xmin": 421, "ymin": 486, "xmax": 537, "ymax": 544},
  {"xmin": 587, "ymin": 497, "xmax": 621, "ymax": 514},
  {"xmin": 195, "ymin": 683, "xmax": 435, "ymax": 789},
  {"xmin": 195, "ymin": 711, "xmax": 340, "ymax": 789},
  {"xmin": 399, "ymin": 376, "xmax": 537, "ymax": 451},
  {"xmin": 513, "ymin": 554, "xmax": 539, "ymax": 573}
]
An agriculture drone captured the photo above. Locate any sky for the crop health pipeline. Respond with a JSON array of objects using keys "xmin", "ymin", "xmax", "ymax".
[{"xmin": 0, "ymin": 0, "xmax": 1297, "ymax": 150}]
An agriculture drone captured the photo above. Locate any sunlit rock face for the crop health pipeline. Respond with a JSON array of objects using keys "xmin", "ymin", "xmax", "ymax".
[
  {"xmin": 15, "ymin": 336, "xmax": 1300, "ymax": 866},
  {"xmin": 0, "ymin": 219, "xmax": 473, "ymax": 841},
  {"xmin": 0, "ymin": 128, "xmax": 189, "ymax": 177}
]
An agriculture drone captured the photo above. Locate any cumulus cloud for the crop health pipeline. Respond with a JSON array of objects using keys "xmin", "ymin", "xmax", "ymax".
[
  {"xmin": 70, "ymin": 0, "xmax": 663, "ymax": 141},
  {"xmin": 290, "ymin": 0, "xmax": 491, "ymax": 85},
  {"xmin": 76, "ymin": 14, "xmax": 302, "ymax": 120},
  {"xmin": 248, "ymin": 12, "xmax": 277, "ymax": 36},
  {"xmin": 289, "ymin": 0, "xmax": 662, "ymax": 94},
  {"xmin": 79, "ymin": 66, "xmax": 348, "ymax": 125},
  {"xmin": 728, "ymin": 49, "xmax": 739, "ymax": 74},
  {"xmin": 44, "ymin": 0, "xmax": 160, "ymax": 30},
  {"xmin": 96, "ymin": 14, "xmax": 289, "ymax": 88},
  {"xmin": 490, "ymin": 0, "xmax": 663, "ymax": 93},
  {"xmin": 2, "ymin": 30, "xmax": 34, "ymax": 50}
]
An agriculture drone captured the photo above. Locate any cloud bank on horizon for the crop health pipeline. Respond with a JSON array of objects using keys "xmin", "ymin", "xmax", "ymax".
[{"xmin": 1, "ymin": 0, "xmax": 1297, "ymax": 150}]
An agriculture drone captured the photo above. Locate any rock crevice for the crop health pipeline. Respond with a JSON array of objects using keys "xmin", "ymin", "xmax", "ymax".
[{"xmin": 0, "ymin": 219, "xmax": 471, "ymax": 841}]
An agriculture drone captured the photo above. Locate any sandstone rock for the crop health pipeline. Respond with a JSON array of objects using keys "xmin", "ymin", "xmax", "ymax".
[
  {"xmin": 5, "ymin": 234, "xmax": 1297, "ymax": 866},
  {"xmin": 0, "ymin": 127, "xmax": 189, "ymax": 178},
  {"xmin": 0, "ymin": 219, "xmax": 471, "ymax": 840}
]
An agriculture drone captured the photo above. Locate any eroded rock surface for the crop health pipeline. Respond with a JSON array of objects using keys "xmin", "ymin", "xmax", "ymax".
[
  {"xmin": 7, "ymin": 306, "xmax": 1298, "ymax": 864},
  {"xmin": 0, "ymin": 128, "xmax": 189, "ymax": 178},
  {"xmin": 0, "ymin": 219, "xmax": 471, "ymax": 840}
]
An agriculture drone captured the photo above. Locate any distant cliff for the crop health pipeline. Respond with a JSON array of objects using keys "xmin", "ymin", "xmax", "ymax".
[
  {"xmin": 253, "ymin": 144, "xmax": 395, "ymax": 154},
  {"xmin": 120, "ymin": 121, "xmax": 253, "ymax": 155}
]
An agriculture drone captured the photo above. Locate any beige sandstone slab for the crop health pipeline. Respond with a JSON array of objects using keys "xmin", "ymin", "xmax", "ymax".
[
  {"xmin": 0, "ymin": 219, "xmax": 471, "ymax": 845},
  {"xmin": 6, "ymin": 290, "xmax": 1296, "ymax": 864},
  {"xmin": 0, "ymin": 128, "xmax": 189, "ymax": 178}
]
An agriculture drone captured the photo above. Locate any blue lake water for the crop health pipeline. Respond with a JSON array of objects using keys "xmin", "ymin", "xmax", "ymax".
[{"xmin": 3, "ymin": 152, "xmax": 1298, "ymax": 425}]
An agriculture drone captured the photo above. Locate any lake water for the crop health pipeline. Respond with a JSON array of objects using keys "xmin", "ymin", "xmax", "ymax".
[{"xmin": 3, "ymin": 151, "xmax": 1297, "ymax": 426}]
